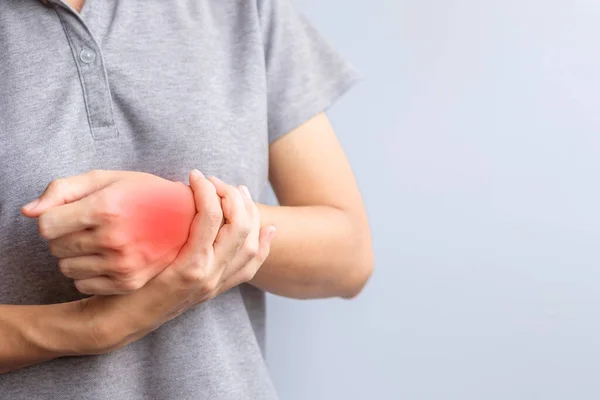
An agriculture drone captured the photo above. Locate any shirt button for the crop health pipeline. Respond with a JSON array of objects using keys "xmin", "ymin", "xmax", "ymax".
[{"xmin": 79, "ymin": 48, "xmax": 96, "ymax": 64}]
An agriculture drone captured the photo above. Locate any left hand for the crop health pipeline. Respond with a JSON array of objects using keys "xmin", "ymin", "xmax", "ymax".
[
  {"xmin": 69, "ymin": 170, "xmax": 275, "ymax": 354},
  {"xmin": 22, "ymin": 170, "xmax": 198, "ymax": 295}
]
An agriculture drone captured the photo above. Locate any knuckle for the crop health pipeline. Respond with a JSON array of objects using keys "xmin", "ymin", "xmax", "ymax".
[
  {"xmin": 243, "ymin": 242, "xmax": 259, "ymax": 259},
  {"xmin": 58, "ymin": 259, "xmax": 72, "ymax": 277},
  {"xmin": 117, "ymin": 277, "xmax": 145, "ymax": 292},
  {"xmin": 71, "ymin": 235, "xmax": 86, "ymax": 254},
  {"xmin": 48, "ymin": 178, "xmax": 67, "ymax": 194},
  {"xmin": 48, "ymin": 240, "xmax": 60, "ymax": 256},
  {"xmin": 180, "ymin": 266, "xmax": 207, "ymax": 286},
  {"xmin": 192, "ymin": 248, "xmax": 212, "ymax": 265},
  {"xmin": 74, "ymin": 280, "xmax": 96, "ymax": 295},
  {"xmin": 198, "ymin": 276, "xmax": 219, "ymax": 297},
  {"xmin": 96, "ymin": 232, "xmax": 112, "ymax": 248},
  {"xmin": 184, "ymin": 247, "xmax": 211, "ymax": 269},
  {"xmin": 99, "ymin": 230, "xmax": 128, "ymax": 250},
  {"xmin": 91, "ymin": 192, "xmax": 121, "ymax": 223},
  {"xmin": 113, "ymin": 257, "xmax": 138, "ymax": 276},
  {"xmin": 38, "ymin": 215, "xmax": 53, "ymax": 239}
]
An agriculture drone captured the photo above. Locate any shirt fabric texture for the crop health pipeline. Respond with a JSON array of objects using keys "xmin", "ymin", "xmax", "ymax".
[{"xmin": 0, "ymin": 0, "xmax": 358, "ymax": 399}]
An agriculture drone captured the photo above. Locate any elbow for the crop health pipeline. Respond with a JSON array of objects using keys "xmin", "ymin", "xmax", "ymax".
[
  {"xmin": 340, "ymin": 236, "xmax": 374, "ymax": 300},
  {"xmin": 338, "ymin": 213, "xmax": 374, "ymax": 300}
]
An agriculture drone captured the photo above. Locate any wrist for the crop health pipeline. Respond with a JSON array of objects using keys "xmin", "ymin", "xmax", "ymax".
[
  {"xmin": 77, "ymin": 274, "xmax": 193, "ymax": 353},
  {"xmin": 20, "ymin": 301, "xmax": 98, "ymax": 358},
  {"xmin": 256, "ymin": 203, "xmax": 274, "ymax": 228},
  {"xmin": 74, "ymin": 296, "xmax": 155, "ymax": 354}
]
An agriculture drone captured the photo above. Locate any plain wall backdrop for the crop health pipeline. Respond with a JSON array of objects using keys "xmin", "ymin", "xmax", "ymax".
[{"xmin": 266, "ymin": 1, "xmax": 600, "ymax": 399}]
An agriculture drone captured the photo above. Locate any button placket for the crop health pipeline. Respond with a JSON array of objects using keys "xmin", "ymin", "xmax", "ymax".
[{"xmin": 54, "ymin": 7, "xmax": 118, "ymax": 141}]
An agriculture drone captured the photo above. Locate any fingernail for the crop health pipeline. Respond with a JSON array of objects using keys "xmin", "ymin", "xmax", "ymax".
[
  {"xmin": 240, "ymin": 186, "xmax": 252, "ymax": 200},
  {"xmin": 23, "ymin": 198, "xmax": 40, "ymax": 211},
  {"xmin": 191, "ymin": 169, "xmax": 205, "ymax": 179}
]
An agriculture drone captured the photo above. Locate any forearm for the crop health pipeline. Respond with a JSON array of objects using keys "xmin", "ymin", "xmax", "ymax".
[
  {"xmin": 0, "ymin": 302, "xmax": 89, "ymax": 374},
  {"xmin": 252, "ymin": 204, "xmax": 373, "ymax": 299},
  {"xmin": 0, "ymin": 293, "xmax": 172, "ymax": 375}
]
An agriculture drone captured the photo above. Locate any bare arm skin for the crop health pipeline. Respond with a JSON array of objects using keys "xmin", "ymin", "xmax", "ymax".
[
  {"xmin": 0, "ymin": 302, "xmax": 94, "ymax": 374},
  {"xmin": 251, "ymin": 113, "xmax": 374, "ymax": 299},
  {"xmin": 1, "ymin": 171, "xmax": 273, "ymax": 374},
  {"xmin": 0, "ymin": 113, "xmax": 371, "ymax": 373}
]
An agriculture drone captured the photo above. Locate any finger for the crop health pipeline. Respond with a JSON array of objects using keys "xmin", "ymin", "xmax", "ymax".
[
  {"xmin": 21, "ymin": 169, "xmax": 125, "ymax": 217},
  {"xmin": 49, "ymin": 229, "xmax": 104, "ymax": 257},
  {"xmin": 74, "ymin": 276, "xmax": 116, "ymax": 295},
  {"xmin": 208, "ymin": 176, "xmax": 245, "ymax": 224},
  {"xmin": 38, "ymin": 195, "xmax": 98, "ymax": 240},
  {"xmin": 208, "ymin": 178, "xmax": 250, "ymax": 258},
  {"xmin": 179, "ymin": 170, "xmax": 223, "ymax": 257},
  {"xmin": 59, "ymin": 255, "xmax": 108, "ymax": 280},
  {"xmin": 256, "ymin": 225, "xmax": 276, "ymax": 264},
  {"xmin": 238, "ymin": 185, "xmax": 261, "ymax": 262},
  {"xmin": 74, "ymin": 275, "xmax": 145, "ymax": 295},
  {"xmin": 222, "ymin": 226, "xmax": 276, "ymax": 290},
  {"xmin": 237, "ymin": 185, "xmax": 255, "ymax": 214}
]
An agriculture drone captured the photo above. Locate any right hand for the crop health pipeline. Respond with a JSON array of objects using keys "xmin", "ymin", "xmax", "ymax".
[
  {"xmin": 76, "ymin": 169, "xmax": 276, "ymax": 354},
  {"xmin": 22, "ymin": 170, "xmax": 196, "ymax": 295}
]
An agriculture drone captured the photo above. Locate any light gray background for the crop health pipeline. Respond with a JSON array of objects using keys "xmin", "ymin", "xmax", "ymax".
[{"xmin": 266, "ymin": 1, "xmax": 600, "ymax": 399}]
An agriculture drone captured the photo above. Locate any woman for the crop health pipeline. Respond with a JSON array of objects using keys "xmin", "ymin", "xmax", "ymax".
[{"xmin": 0, "ymin": 0, "xmax": 373, "ymax": 398}]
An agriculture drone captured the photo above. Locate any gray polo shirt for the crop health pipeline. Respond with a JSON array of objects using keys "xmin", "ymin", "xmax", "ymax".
[{"xmin": 0, "ymin": 0, "xmax": 357, "ymax": 399}]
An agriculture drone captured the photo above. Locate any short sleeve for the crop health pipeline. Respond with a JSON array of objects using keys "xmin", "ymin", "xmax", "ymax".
[{"xmin": 257, "ymin": 0, "xmax": 360, "ymax": 144}]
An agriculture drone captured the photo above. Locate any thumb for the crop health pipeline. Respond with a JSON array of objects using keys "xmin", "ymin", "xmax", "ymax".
[{"xmin": 21, "ymin": 170, "xmax": 122, "ymax": 217}]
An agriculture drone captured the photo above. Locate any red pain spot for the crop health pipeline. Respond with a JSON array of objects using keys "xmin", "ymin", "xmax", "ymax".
[{"xmin": 121, "ymin": 181, "xmax": 196, "ymax": 260}]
